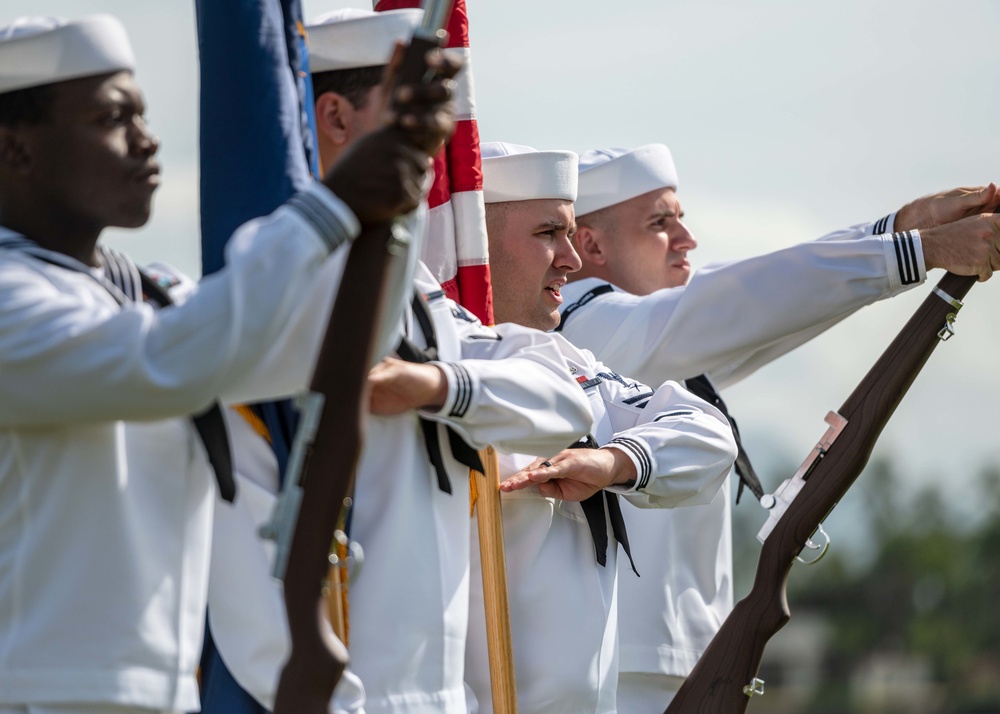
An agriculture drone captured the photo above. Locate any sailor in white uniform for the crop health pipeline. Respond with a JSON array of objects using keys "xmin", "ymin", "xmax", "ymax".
[
  {"xmin": 462, "ymin": 143, "xmax": 738, "ymax": 714},
  {"xmin": 205, "ymin": 12, "xmax": 594, "ymax": 714},
  {"xmin": 210, "ymin": 262, "xmax": 595, "ymax": 714},
  {"xmin": 0, "ymin": 13, "xmax": 457, "ymax": 714},
  {"xmin": 556, "ymin": 144, "xmax": 1000, "ymax": 710}
]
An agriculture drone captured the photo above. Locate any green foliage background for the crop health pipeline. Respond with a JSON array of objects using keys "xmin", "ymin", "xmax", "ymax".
[{"xmin": 733, "ymin": 460, "xmax": 1000, "ymax": 713}]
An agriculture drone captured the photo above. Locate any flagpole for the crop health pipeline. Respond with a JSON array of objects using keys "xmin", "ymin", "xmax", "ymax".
[
  {"xmin": 373, "ymin": 1, "xmax": 517, "ymax": 708},
  {"xmin": 474, "ymin": 446, "xmax": 519, "ymax": 713}
]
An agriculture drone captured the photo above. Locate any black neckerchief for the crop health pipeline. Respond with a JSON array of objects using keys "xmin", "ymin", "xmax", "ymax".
[
  {"xmin": 572, "ymin": 434, "xmax": 638, "ymax": 576},
  {"xmin": 395, "ymin": 290, "xmax": 484, "ymax": 494},
  {"xmin": 685, "ymin": 374, "xmax": 763, "ymax": 504}
]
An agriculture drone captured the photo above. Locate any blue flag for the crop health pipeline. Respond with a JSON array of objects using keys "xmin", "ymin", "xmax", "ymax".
[{"xmin": 194, "ymin": 0, "xmax": 317, "ymax": 711}]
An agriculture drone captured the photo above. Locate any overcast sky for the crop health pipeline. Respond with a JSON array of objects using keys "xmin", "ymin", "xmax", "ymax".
[{"xmin": 13, "ymin": 0, "xmax": 1000, "ymax": 531}]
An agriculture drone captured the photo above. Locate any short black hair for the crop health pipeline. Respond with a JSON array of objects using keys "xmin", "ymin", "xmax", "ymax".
[
  {"xmin": 311, "ymin": 65, "xmax": 385, "ymax": 109},
  {"xmin": 0, "ymin": 84, "xmax": 55, "ymax": 127}
]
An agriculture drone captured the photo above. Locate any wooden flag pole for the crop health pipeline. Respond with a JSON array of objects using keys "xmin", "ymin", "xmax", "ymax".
[
  {"xmin": 325, "ymin": 526, "xmax": 351, "ymax": 645},
  {"xmin": 473, "ymin": 445, "xmax": 518, "ymax": 713}
]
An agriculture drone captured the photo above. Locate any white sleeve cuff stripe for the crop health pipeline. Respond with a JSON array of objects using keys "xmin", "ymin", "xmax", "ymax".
[
  {"xmin": 449, "ymin": 362, "xmax": 473, "ymax": 418},
  {"xmin": 287, "ymin": 190, "xmax": 356, "ymax": 253},
  {"xmin": 892, "ymin": 230, "xmax": 921, "ymax": 285},
  {"xmin": 870, "ymin": 211, "xmax": 897, "ymax": 236},
  {"xmin": 607, "ymin": 437, "xmax": 652, "ymax": 490}
]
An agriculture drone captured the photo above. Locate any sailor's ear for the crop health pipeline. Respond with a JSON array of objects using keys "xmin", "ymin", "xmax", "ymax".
[
  {"xmin": 314, "ymin": 91, "xmax": 354, "ymax": 147},
  {"xmin": 574, "ymin": 224, "xmax": 606, "ymax": 266}
]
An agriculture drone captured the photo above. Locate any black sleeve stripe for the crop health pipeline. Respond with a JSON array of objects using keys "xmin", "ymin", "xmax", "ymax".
[
  {"xmin": 449, "ymin": 363, "xmax": 473, "ymax": 418},
  {"xmin": 653, "ymin": 410, "xmax": 696, "ymax": 421},
  {"xmin": 608, "ymin": 437, "xmax": 652, "ymax": 490},
  {"xmin": 904, "ymin": 231, "xmax": 920, "ymax": 283},
  {"xmin": 892, "ymin": 230, "xmax": 920, "ymax": 285},
  {"xmin": 622, "ymin": 391, "xmax": 655, "ymax": 406},
  {"xmin": 874, "ymin": 214, "xmax": 891, "ymax": 235},
  {"xmin": 287, "ymin": 191, "xmax": 354, "ymax": 253}
]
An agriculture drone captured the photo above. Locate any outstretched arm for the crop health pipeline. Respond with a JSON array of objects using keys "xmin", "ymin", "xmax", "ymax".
[{"xmin": 894, "ymin": 183, "xmax": 1000, "ymax": 231}]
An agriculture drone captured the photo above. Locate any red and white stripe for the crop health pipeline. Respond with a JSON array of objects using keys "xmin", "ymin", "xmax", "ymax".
[{"xmin": 375, "ymin": 0, "xmax": 493, "ymax": 325}]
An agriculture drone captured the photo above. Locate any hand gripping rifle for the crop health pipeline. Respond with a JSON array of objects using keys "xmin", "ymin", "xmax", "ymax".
[
  {"xmin": 665, "ymin": 271, "xmax": 977, "ymax": 714},
  {"xmin": 258, "ymin": 4, "xmax": 455, "ymax": 712}
]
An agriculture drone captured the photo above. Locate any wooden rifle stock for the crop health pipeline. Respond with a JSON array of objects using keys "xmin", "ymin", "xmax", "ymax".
[
  {"xmin": 272, "ymin": 223, "xmax": 396, "ymax": 714},
  {"xmin": 272, "ymin": 13, "xmax": 452, "ymax": 712},
  {"xmin": 666, "ymin": 271, "xmax": 977, "ymax": 714}
]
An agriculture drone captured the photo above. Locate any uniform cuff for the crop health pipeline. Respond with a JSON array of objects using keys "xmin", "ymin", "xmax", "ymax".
[
  {"xmin": 881, "ymin": 229, "xmax": 926, "ymax": 288},
  {"xmin": 868, "ymin": 211, "xmax": 897, "ymax": 236},
  {"xmin": 286, "ymin": 183, "xmax": 361, "ymax": 253},
  {"xmin": 422, "ymin": 361, "xmax": 479, "ymax": 419},
  {"xmin": 602, "ymin": 437, "xmax": 654, "ymax": 493}
]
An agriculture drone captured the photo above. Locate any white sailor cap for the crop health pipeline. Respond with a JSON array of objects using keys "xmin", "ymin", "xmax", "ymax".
[
  {"xmin": 307, "ymin": 9, "xmax": 423, "ymax": 73},
  {"xmin": 481, "ymin": 142, "xmax": 578, "ymax": 204},
  {"xmin": 0, "ymin": 15, "xmax": 135, "ymax": 95},
  {"xmin": 575, "ymin": 144, "xmax": 678, "ymax": 216}
]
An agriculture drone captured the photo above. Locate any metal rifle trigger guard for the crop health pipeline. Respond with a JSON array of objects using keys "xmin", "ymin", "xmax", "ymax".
[
  {"xmin": 796, "ymin": 522, "xmax": 830, "ymax": 565},
  {"xmin": 743, "ymin": 677, "xmax": 765, "ymax": 697}
]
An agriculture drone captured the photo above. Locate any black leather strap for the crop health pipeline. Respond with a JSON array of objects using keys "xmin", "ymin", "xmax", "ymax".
[
  {"xmin": 140, "ymin": 273, "xmax": 236, "ymax": 503},
  {"xmin": 685, "ymin": 373, "xmax": 764, "ymax": 504},
  {"xmin": 571, "ymin": 435, "xmax": 637, "ymax": 575},
  {"xmin": 395, "ymin": 291, "xmax": 484, "ymax": 495},
  {"xmin": 0, "ymin": 237, "xmax": 237, "ymax": 503}
]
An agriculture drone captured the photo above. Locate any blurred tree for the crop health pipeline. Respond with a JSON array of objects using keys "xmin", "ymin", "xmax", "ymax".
[{"xmin": 738, "ymin": 459, "xmax": 1000, "ymax": 712}]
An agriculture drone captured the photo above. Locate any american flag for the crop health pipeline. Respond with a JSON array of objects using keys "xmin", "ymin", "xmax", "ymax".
[{"xmin": 375, "ymin": 0, "xmax": 493, "ymax": 325}]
